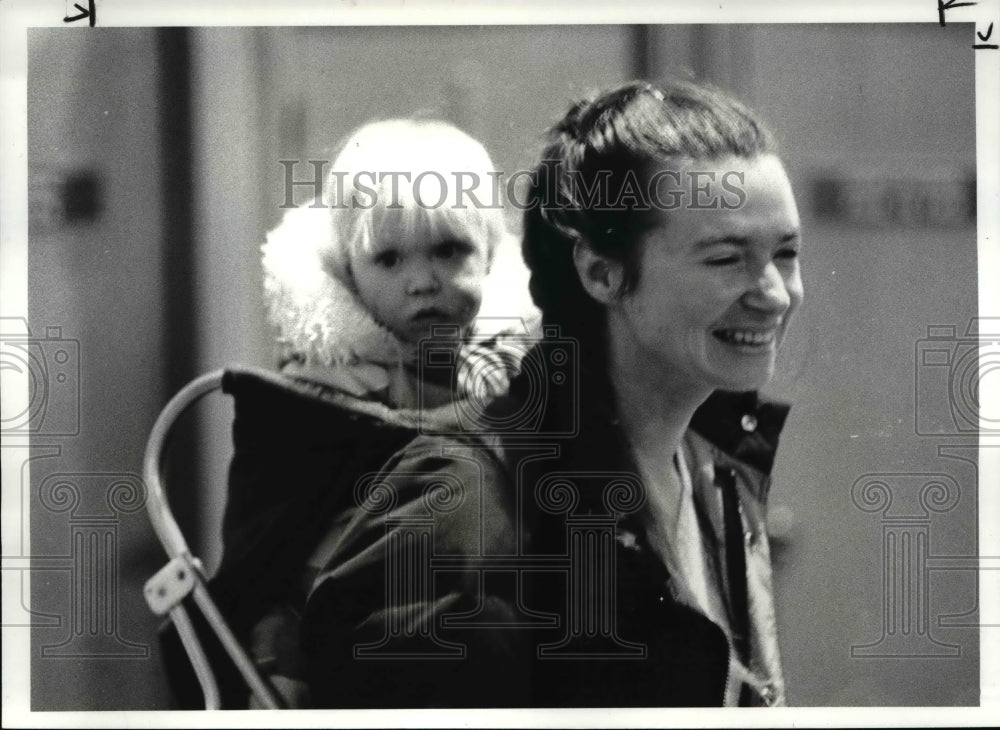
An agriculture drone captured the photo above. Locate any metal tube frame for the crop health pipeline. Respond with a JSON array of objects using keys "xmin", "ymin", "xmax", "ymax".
[{"xmin": 143, "ymin": 369, "xmax": 282, "ymax": 710}]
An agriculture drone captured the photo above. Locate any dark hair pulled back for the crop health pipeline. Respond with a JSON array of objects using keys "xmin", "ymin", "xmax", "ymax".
[
  {"xmin": 514, "ymin": 81, "xmax": 779, "ymax": 485},
  {"xmin": 522, "ymin": 79, "xmax": 777, "ymax": 348}
]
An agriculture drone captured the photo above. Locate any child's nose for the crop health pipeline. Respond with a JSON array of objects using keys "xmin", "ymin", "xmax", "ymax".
[{"xmin": 405, "ymin": 262, "xmax": 441, "ymax": 295}]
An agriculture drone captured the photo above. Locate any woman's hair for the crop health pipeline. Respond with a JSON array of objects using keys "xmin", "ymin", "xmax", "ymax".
[
  {"xmin": 522, "ymin": 79, "xmax": 778, "ymax": 343},
  {"xmin": 320, "ymin": 119, "xmax": 506, "ymax": 286}
]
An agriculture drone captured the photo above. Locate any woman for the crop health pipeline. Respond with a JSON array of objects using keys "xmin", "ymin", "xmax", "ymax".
[{"xmin": 300, "ymin": 79, "xmax": 802, "ymax": 708}]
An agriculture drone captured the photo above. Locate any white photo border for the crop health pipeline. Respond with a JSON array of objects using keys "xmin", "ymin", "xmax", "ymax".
[{"xmin": 2, "ymin": 0, "xmax": 997, "ymax": 727}]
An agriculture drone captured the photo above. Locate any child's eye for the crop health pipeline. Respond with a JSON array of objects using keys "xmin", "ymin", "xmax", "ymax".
[
  {"xmin": 374, "ymin": 250, "xmax": 401, "ymax": 268},
  {"xmin": 433, "ymin": 239, "xmax": 473, "ymax": 260}
]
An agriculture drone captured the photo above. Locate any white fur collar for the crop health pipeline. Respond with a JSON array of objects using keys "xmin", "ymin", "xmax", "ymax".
[{"xmin": 262, "ymin": 206, "xmax": 412, "ymax": 367}]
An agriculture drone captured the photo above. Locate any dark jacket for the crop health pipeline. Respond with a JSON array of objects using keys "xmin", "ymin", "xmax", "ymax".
[
  {"xmin": 300, "ymin": 343, "xmax": 791, "ymax": 708},
  {"xmin": 162, "ymin": 345, "xmax": 790, "ymax": 708}
]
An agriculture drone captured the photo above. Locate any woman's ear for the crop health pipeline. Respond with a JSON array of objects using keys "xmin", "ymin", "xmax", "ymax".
[{"xmin": 573, "ymin": 240, "xmax": 624, "ymax": 305}]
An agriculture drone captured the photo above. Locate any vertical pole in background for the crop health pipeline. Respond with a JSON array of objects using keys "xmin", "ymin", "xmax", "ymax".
[
  {"xmin": 155, "ymin": 28, "xmax": 202, "ymax": 553},
  {"xmin": 630, "ymin": 25, "xmax": 651, "ymax": 81}
]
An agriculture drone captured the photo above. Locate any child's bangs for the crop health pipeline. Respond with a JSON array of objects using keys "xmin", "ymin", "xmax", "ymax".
[{"xmin": 363, "ymin": 195, "xmax": 500, "ymax": 255}]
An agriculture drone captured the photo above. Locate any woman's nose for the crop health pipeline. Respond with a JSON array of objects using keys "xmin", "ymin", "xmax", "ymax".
[
  {"xmin": 405, "ymin": 262, "xmax": 441, "ymax": 295},
  {"xmin": 743, "ymin": 263, "xmax": 790, "ymax": 313}
]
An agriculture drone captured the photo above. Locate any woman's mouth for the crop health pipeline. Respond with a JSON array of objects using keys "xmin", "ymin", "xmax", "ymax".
[{"xmin": 713, "ymin": 327, "xmax": 777, "ymax": 349}]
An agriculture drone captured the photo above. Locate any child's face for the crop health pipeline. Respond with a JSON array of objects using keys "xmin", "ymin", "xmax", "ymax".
[{"xmin": 351, "ymin": 230, "xmax": 490, "ymax": 344}]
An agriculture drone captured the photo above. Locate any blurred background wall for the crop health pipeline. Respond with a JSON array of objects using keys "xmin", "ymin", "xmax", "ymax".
[{"xmin": 25, "ymin": 23, "xmax": 977, "ymax": 709}]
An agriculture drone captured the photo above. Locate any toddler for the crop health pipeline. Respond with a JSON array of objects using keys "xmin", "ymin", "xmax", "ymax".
[
  {"xmin": 240, "ymin": 119, "xmax": 536, "ymax": 707},
  {"xmin": 262, "ymin": 119, "xmax": 537, "ymax": 414}
]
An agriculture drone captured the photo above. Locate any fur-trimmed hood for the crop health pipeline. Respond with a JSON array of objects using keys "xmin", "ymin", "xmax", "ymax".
[
  {"xmin": 261, "ymin": 205, "xmax": 541, "ymax": 400},
  {"xmin": 262, "ymin": 205, "xmax": 408, "ymax": 368}
]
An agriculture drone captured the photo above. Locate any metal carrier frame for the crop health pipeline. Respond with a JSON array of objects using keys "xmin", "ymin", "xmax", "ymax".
[{"xmin": 141, "ymin": 369, "xmax": 282, "ymax": 710}]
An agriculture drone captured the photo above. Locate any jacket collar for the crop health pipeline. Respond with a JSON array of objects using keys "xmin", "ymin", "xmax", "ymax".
[
  {"xmin": 221, "ymin": 365, "xmax": 471, "ymax": 433},
  {"xmin": 490, "ymin": 342, "xmax": 791, "ymax": 475},
  {"xmin": 689, "ymin": 390, "xmax": 790, "ymax": 476}
]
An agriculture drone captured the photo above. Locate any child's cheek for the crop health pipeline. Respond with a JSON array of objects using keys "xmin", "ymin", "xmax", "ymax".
[
  {"xmin": 463, "ymin": 287, "xmax": 484, "ymax": 320},
  {"xmin": 454, "ymin": 280, "xmax": 483, "ymax": 321},
  {"xmin": 451, "ymin": 267, "xmax": 484, "ymax": 293}
]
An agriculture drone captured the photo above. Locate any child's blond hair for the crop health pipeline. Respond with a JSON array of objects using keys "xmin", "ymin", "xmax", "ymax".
[
  {"xmin": 320, "ymin": 119, "xmax": 506, "ymax": 287},
  {"xmin": 262, "ymin": 119, "xmax": 531, "ymax": 368}
]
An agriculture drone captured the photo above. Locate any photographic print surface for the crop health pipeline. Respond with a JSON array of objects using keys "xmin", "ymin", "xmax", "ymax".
[{"xmin": 2, "ymin": 0, "xmax": 998, "ymax": 726}]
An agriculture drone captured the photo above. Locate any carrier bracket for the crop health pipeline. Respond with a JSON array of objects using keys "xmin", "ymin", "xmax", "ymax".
[{"xmin": 144, "ymin": 556, "xmax": 198, "ymax": 615}]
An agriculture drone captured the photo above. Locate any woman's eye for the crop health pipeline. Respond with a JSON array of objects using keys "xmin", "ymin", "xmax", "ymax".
[
  {"xmin": 374, "ymin": 250, "xmax": 400, "ymax": 268},
  {"xmin": 775, "ymin": 247, "xmax": 800, "ymax": 261},
  {"xmin": 705, "ymin": 255, "xmax": 740, "ymax": 267}
]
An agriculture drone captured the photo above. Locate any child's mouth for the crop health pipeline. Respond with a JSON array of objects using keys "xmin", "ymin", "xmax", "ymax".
[{"xmin": 411, "ymin": 308, "xmax": 449, "ymax": 322}]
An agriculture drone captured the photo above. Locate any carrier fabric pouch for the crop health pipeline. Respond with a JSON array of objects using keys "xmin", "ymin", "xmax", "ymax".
[{"xmin": 158, "ymin": 369, "xmax": 417, "ymax": 709}]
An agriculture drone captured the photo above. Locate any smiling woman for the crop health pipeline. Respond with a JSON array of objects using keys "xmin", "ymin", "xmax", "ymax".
[{"xmin": 514, "ymin": 80, "xmax": 800, "ymax": 706}]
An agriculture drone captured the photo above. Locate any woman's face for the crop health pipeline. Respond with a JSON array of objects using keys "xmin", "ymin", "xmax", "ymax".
[{"xmin": 608, "ymin": 153, "xmax": 803, "ymax": 394}]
